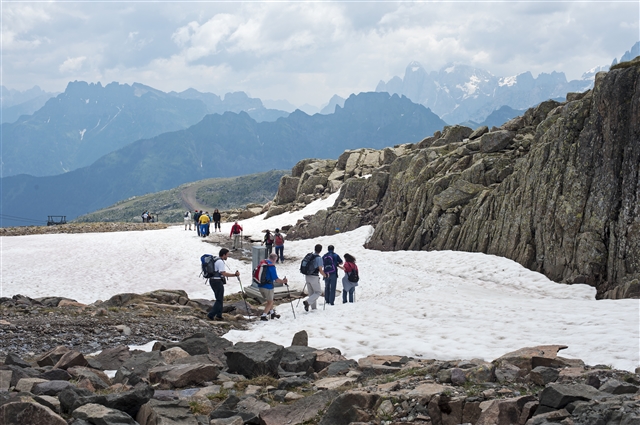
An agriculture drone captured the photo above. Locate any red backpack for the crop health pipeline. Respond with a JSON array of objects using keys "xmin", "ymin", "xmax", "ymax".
[
  {"xmin": 275, "ymin": 234, "xmax": 284, "ymax": 246},
  {"xmin": 253, "ymin": 260, "xmax": 273, "ymax": 286}
]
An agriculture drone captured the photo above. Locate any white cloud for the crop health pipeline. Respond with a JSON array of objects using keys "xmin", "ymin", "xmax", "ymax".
[
  {"xmin": 1, "ymin": 2, "xmax": 638, "ymax": 106},
  {"xmin": 59, "ymin": 56, "xmax": 87, "ymax": 73}
]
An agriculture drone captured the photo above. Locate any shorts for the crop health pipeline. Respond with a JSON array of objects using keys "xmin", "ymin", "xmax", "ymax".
[{"xmin": 259, "ymin": 287, "xmax": 274, "ymax": 301}]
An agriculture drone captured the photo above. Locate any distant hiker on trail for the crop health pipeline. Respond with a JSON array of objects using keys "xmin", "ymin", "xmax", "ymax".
[
  {"xmin": 193, "ymin": 210, "xmax": 202, "ymax": 236},
  {"xmin": 199, "ymin": 212, "xmax": 211, "ymax": 238},
  {"xmin": 341, "ymin": 253, "xmax": 359, "ymax": 303},
  {"xmin": 274, "ymin": 228, "xmax": 285, "ymax": 263},
  {"xmin": 141, "ymin": 211, "xmax": 149, "ymax": 223},
  {"xmin": 207, "ymin": 248, "xmax": 240, "ymax": 321},
  {"xmin": 302, "ymin": 244, "xmax": 327, "ymax": 312},
  {"xmin": 230, "ymin": 221, "xmax": 243, "ymax": 250},
  {"xmin": 212, "ymin": 209, "xmax": 222, "ymax": 232},
  {"xmin": 262, "ymin": 230, "xmax": 274, "ymax": 255},
  {"xmin": 184, "ymin": 211, "xmax": 192, "ymax": 230},
  {"xmin": 258, "ymin": 253, "xmax": 288, "ymax": 321},
  {"xmin": 323, "ymin": 245, "xmax": 343, "ymax": 306}
]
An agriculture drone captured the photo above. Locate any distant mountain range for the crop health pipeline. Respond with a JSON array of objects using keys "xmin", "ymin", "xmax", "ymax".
[
  {"xmin": 375, "ymin": 41, "xmax": 639, "ymax": 124},
  {"xmin": 1, "ymin": 85, "xmax": 59, "ymax": 124},
  {"xmin": 1, "ymin": 82, "xmax": 289, "ymax": 177},
  {"xmin": 0, "ymin": 91, "xmax": 446, "ymax": 227}
]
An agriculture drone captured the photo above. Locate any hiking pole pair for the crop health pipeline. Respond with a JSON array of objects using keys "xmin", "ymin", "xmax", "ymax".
[{"xmin": 236, "ymin": 275, "xmax": 252, "ymax": 320}]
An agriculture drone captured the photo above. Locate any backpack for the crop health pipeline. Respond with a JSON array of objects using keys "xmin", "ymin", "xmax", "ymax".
[
  {"xmin": 322, "ymin": 253, "xmax": 336, "ymax": 275},
  {"xmin": 184, "ymin": 211, "xmax": 189, "ymax": 218},
  {"xmin": 347, "ymin": 264, "xmax": 359, "ymax": 283},
  {"xmin": 253, "ymin": 259, "xmax": 273, "ymax": 286},
  {"xmin": 200, "ymin": 254, "xmax": 221, "ymax": 281},
  {"xmin": 300, "ymin": 253, "xmax": 319, "ymax": 275},
  {"xmin": 275, "ymin": 234, "xmax": 284, "ymax": 246},
  {"xmin": 264, "ymin": 234, "xmax": 274, "ymax": 245}
]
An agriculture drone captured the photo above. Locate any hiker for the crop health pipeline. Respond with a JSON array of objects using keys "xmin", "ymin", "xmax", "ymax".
[
  {"xmin": 193, "ymin": 210, "xmax": 202, "ymax": 236},
  {"xmin": 274, "ymin": 228, "xmax": 285, "ymax": 263},
  {"xmin": 212, "ymin": 209, "xmax": 222, "ymax": 232},
  {"xmin": 184, "ymin": 210, "xmax": 191, "ymax": 230},
  {"xmin": 258, "ymin": 253, "xmax": 288, "ymax": 321},
  {"xmin": 141, "ymin": 211, "xmax": 149, "ymax": 223},
  {"xmin": 230, "ymin": 221, "xmax": 243, "ymax": 250},
  {"xmin": 341, "ymin": 253, "xmax": 359, "ymax": 303},
  {"xmin": 199, "ymin": 212, "xmax": 211, "ymax": 237},
  {"xmin": 262, "ymin": 230, "xmax": 274, "ymax": 255},
  {"xmin": 207, "ymin": 248, "xmax": 240, "ymax": 321},
  {"xmin": 323, "ymin": 245, "xmax": 343, "ymax": 306},
  {"xmin": 302, "ymin": 244, "xmax": 327, "ymax": 312}
]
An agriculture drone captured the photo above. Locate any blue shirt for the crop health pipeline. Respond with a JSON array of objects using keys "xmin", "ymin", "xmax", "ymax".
[{"xmin": 261, "ymin": 260, "xmax": 279, "ymax": 289}]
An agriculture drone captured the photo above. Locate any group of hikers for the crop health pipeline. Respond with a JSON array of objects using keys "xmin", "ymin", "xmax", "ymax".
[
  {"xmin": 140, "ymin": 211, "xmax": 155, "ymax": 223},
  {"xmin": 184, "ymin": 209, "xmax": 222, "ymax": 237},
  {"xmin": 202, "ymin": 231, "xmax": 359, "ymax": 322},
  {"xmin": 261, "ymin": 228, "xmax": 285, "ymax": 262}
]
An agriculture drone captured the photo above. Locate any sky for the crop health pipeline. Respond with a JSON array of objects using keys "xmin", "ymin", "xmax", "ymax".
[
  {"xmin": 1, "ymin": 1, "xmax": 639, "ymax": 108},
  {"xmin": 2, "ymin": 191, "xmax": 639, "ymax": 372}
]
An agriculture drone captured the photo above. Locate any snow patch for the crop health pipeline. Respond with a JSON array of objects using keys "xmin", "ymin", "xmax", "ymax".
[
  {"xmin": 79, "ymin": 129, "xmax": 86, "ymax": 140},
  {"xmin": 499, "ymin": 76, "xmax": 517, "ymax": 87}
]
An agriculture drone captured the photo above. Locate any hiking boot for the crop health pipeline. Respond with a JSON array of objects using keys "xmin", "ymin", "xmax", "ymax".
[
  {"xmin": 260, "ymin": 315, "xmax": 268, "ymax": 321},
  {"xmin": 271, "ymin": 312, "xmax": 280, "ymax": 319},
  {"xmin": 303, "ymin": 300, "xmax": 309, "ymax": 312}
]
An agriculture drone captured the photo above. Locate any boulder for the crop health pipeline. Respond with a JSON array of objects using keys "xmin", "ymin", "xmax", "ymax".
[
  {"xmin": 260, "ymin": 389, "xmax": 339, "ymax": 425},
  {"xmin": 4, "ymin": 352, "xmax": 31, "ymax": 368},
  {"xmin": 0, "ymin": 400, "xmax": 67, "ymax": 425},
  {"xmin": 318, "ymin": 391, "xmax": 380, "ymax": 425},
  {"xmin": 113, "ymin": 351, "xmax": 163, "ymax": 385},
  {"xmin": 280, "ymin": 346, "xmax": 317, "ymax": 373},
  {"xmin": 598, "ymin": 379, "xmax": 638, "ymax": 394},
  {"xmin": 92, "ymin": 345, "xmax": 132, "ymax": 370},
  {"xmin": 72, "ymin": 403, "xmax": 137, "ymax": 425},
  {"xmin": 291, "ymin": 330, "xmax": 308, "ymax": 346},
  {"xmin": 15, "ymin": 377, "xmax": 48, "ymax": 393},
  {"xmin": 149, "ymin": 363, "xmax": 220, "ymax": 389},
  {"xmin": 32, "ymin": 380, "xmax": 74, "ymax": 396},
  {"xmin": 136, "ymin": 399, "xmax": 200, "ymax": 425},
  {"xmin": 538, "ymin": 383, "xmax": 602, "ymax": 409},
  {"xmin": 53, "ymin": 350, "xmax": 88, "ymax": 370},
  {"xmin": 475, "ymin": 395, "xmax": 536, "ymax": 425},
  {"xmin": 225, "ymin": 341, "xmax": 285, "ymax": 378},
  {"xmin": 35, "ymin": 346, "xmax": 70, "ymax": 367},
  {"xmin": 530, "ymin": 366, "xmax": 559, "ymax": 386},
  {"xmin": 479, "ymin": 130, "xmax": 514, "ymax": 153}
]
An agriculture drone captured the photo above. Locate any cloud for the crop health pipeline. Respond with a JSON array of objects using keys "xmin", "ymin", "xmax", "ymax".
[
  {"xmin": 59, "ymin": 56, "xmax": 87, "ymax": 73},
  {"xmin": 1, "ymin": 2, "xmax": 638, "ymax": 106}
]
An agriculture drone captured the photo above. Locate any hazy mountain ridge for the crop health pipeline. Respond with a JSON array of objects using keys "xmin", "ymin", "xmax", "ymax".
[
  {"xmin": 376, "ymin": 62, "xmax": 591, "ymax": 124},
  {"xmin": 1, "ymin": 83, "xmax": 290, "ymax": 178},
  {"xmin": 0, "ymin": 91, "xmax": 446, "ymax": 227}
]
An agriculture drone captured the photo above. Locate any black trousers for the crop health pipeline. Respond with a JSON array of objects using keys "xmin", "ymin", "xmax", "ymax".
[{"xmin": 208, "ymin": 279, "xmax": 224, "ymax": 319}]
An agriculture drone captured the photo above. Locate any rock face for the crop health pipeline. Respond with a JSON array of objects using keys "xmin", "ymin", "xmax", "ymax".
[{"xmin": 276, "ymin": 58, "xmax": 640, "ymax": 299}]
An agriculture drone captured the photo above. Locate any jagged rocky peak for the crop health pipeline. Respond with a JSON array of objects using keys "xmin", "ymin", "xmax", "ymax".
[{"xmin": 267, "ymin": 60, "xmax": 640, "ymax": 300}]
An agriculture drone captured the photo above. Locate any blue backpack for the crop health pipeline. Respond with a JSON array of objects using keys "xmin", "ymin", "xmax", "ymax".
[
  {"xmin": 322, "ymin": 253, "xmax": 336, "ymax": 275},
  {"xmin": 200, "ymin": 254, "xmax": 222, "ymax": 281}
]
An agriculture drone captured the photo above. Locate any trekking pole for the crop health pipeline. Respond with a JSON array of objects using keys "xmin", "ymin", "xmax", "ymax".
[
  {"xmin": 284, "ymin": 277, "xmax": 295, "ymax": 319},
  {"xmin": 236, "ymin": 275, "xmax": 252, "ymax": 320},
  {"xmin": 241, "ymin": 230, "xmax": 243, "ymax": 249},
  {"xmin": 296, "ymin": 281, "xmax": 310, "ymax": 307}
]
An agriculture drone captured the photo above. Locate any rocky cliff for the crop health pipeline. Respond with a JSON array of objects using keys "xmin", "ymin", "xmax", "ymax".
[{"xmin": 271, "ymin": 57, "xmax": 640, "ymax": 300}]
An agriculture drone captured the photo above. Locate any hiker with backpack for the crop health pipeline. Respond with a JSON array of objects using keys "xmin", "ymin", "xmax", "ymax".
[
  {"xmin": 341, "ymin": 253, "xmax": 359, "ymax": 303},
  {"xmin": 212, "ymin": 209, "xmax": 222, "ymax": 232},
  {"xmin": 184, "ymin": 211, "xmax": 192, "ymax": 230},
  {"xmin": 274, "ymin": 228, "xmax": 285, "ymax": 263},
  {"xmin": 262, "ymin": 230, "xmax": 274, "ymax": 255},
  {"xmin": 322, "ymin": 245, "xmax": 343, "ymax": 306},
  {"xmin": 301, "ymin": 244, "xmax": 327, "ymax": 312},
  {"xmin": 253, "ymin": 253, "xmax": 288, "ymax": 321},
  {"xmin": 204, "ymin": 248, "xmax": 240, "ymax": 321},
  {"xmin": 230, "ymin": 221, "xmax": 243, "ymax": 250}
]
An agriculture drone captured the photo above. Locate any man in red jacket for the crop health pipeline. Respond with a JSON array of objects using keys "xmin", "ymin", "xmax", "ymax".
[{"xmin": 230, "ymin": 222, "xmax": 243, "ymax": 250}]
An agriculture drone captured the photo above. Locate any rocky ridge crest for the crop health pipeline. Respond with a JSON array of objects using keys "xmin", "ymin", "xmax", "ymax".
[{"xmin": 268, "ymin": 58, "xmax": 640, "ymax": 300}]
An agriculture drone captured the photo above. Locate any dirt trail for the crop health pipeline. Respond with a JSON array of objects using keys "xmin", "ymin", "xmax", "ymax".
[{"xmin": 180, "ymin": 182, "xmax": 214, "ymax": 212}]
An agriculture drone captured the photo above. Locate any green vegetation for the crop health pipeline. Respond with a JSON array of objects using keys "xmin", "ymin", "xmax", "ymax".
[
  {"xmin": 235, "ymin": 375, "xmax": 279, "ymax": 392},
  {"xmin": 74, "ymin": 170, "xmax": 288, "ymax": 223},
  {"xmin": 610, "ymin": 56, "xmax": 640, "ymax": 71}
]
